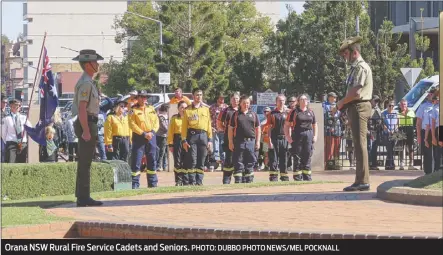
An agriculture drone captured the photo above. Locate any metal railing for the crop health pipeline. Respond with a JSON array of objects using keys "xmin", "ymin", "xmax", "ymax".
[{"xmin": 323, "ymin": 116, "xmax": 428, "ymax": 170}]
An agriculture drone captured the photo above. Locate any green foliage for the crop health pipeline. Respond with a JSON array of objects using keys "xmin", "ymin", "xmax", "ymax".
[
  {"xmin": 407, "ymin": 57, "xmax": 438, "ymax": 82},
  {"xmin": 1, "ymin": 162, "xmax": 114, "ymax": 200},
  {"xmin": 414, "ymin": 33, "xmax": 430, "ymax": 54},
  {"xmin": 1, "ymin": 34, "xmax": 10, "ymax": 45},
  {"xmin": 369, "ymin": 20, "xmax": 410, "ymax": 100},
  {"xmin": 108, "ymin": 1, "xmax": 272, "ymax": 102}
]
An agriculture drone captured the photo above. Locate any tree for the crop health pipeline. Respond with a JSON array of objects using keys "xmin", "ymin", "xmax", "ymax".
[
  {"xmin": 2, "ymin": 34, "xmax": 10, "ymax": 45},
  {"xmin": 369, "ymin": 20, "xmax": 410, "ymax": 100},
  {"xmin": 265, "ymin": 1, "xmax": 373, "ymax": 100},
  {"xmin": 228, "ymin": 52, "xmax": 265, "ymax": 94}
]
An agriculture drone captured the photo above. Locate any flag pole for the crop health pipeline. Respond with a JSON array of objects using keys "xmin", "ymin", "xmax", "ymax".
[{"xmin": 22, "ymin": 31, "xmax": 47, "ymax": 137}]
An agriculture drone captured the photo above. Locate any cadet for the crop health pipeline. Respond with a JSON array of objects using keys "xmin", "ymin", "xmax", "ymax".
[
  {"xmin": 217, "ymin": 92, "xmax": 240, "ymax": 184},
  {"xmin": 1, "ymin": 99, "xmax": 31, "ymax": 163},
  {"xmin": 168, "ymin": 100, "xmax": 188, "ymax": 186},
  {"xmin": 1, "ymin": 94, "xmax": 8, "ymax": 163},
  {"xmin": 228, "ymin": 95, "xmax": 260, "ymax": 183},
  {"xmin": 285, "ymin": 94, "xmax": 317, "ymax": 181},
  {"xmin": 71, "ymin": 49, "xmax": 103, "ymax": 207},
  {"xmin": 181, "ymin": 88, "xmax": 213, "ymax": 186},
  {"xmin": 337, "ymin": 36, "xmax": 373, "ymax": 192},
  {"xmin": 128, "ymin": 90, "xmax": 160, "ymax": 188},
  {"xmin": 104, "ymin": 100, "xmax": 132, "ymax": 161},
  {"xmin": 267, "ymin": 94, "xmax": 289, "ymax": 182}
]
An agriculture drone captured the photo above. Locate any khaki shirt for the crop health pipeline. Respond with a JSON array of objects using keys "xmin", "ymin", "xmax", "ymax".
[
  {"xmin": 71, "ymin": 72, "xmax": 100, "ymax": 117},
  {"xmin": 346, "ymin": 56, "xmax": 373, "ymax": 101}
]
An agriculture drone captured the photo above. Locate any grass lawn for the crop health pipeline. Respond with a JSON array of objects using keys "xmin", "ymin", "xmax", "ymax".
[
  {"xmin": 405, "ymin": 170, "xmax": 443, "ymax": 190},
  {"xmin": 2, "ymin": 180, "xmax": 339, "ymax": 227}
]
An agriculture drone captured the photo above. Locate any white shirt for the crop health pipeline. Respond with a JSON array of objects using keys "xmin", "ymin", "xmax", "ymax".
[
  {"xmin": 1, "ymin": 112, "xmax": 31, "ymax": 143},
  {"xmin": 416, "ymin": 101, "xmax": 434, "ymax": 130}
]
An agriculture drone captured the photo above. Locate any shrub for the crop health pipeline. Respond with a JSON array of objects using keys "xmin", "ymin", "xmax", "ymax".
[{"xmin": 1, "ymin": 162, "xmax": 115, "ymax": 200}]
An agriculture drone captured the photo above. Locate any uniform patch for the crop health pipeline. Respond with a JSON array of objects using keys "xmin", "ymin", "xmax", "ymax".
[
  {"xmin": 137, "ymin": 113, "xmax": 142, "ymax": 115},
  {"xmin": 81, "ymin": 91, "xmax": 88, "ymax": 97}
]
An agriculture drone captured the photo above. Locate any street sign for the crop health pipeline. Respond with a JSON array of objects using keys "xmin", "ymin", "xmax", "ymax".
[
  {"xmin": 256, "ymin": 90, "xmax": 278, "ymax": 105},
  {"xmin": 400, "ymin": 68, "xmax": 422, "ymax": 88},
  {"xmin": 159, "ymin": 72, "xmax": 170, "ymax": 85}
]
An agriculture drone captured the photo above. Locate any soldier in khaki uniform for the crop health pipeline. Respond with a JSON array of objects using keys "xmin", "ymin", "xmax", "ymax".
[
  {"xmin": 71, "ymin": 49, "xmax": 104, "ymax": 207},
  {"xmin": 337, "ymin": 37, "xmax": 373, "ymax": 192}
]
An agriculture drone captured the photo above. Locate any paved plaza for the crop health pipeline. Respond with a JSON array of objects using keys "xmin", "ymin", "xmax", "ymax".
[{"xmin": 45, "ymin": 170, "xmax": 443, "ymax": 237}]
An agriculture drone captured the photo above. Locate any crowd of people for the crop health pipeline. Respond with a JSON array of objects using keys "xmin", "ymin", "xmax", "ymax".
[{"xmin": 323, "ymin": 87, "xmax": 441, "ymax": 174}]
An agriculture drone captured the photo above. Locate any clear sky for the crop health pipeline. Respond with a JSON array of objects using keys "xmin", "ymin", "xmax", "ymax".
[{"xmin": 1, "ymin": 1, "xmax": 304, "ymax": 41}]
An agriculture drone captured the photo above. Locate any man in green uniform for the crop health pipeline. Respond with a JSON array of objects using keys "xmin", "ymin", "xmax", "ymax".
[
  {"xmin": 71, "ymin": 49, "xmax": 104, "ymax": 206},
  {"xmin": 337, "ymin": 37, "xmax": 373, "ymax": 192}
]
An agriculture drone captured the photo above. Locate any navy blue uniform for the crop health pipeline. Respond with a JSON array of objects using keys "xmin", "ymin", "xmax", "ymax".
[
  {"xmin": 267, "ymin": 108, "xmax": 289, "ymax": 181},
  {"xmin": 287, "ymin": 107, "xmax": 316, "ymax": 181},
  {"xmin": 230, "ymin": 110, "xmax": 259, "ymax": 183},
  {"xmin": 219, "ymin": 106, "xmax": 237, "ymax": 184}
]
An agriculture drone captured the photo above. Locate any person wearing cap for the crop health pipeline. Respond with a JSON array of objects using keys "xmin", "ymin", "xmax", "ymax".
[
  {"xmin": 217, "ymin": 92, "xmax": 240, "ymax": 184},
  {"xmin": 210, "ymin": 93, "xmax": 228, "ymax": 166},
  {"xmin": 324, "ymin": 92, "xmax": 341, "ymax": 169},
  {"xmin": 228, "ymin": 95, "xmax": 260, "ymax": 183},
  {"xmin": 104, "ymin": 100, "xmax": 132, "ymax": 161},
  {"xmin": 71, "ymin": 49, "xmax": 104, "ymax": 207},
  {"xmin": 1, "ymin": 94, "xmax": 8, "ymax": 163},
  {"xmin": 367, "ymin": 95, "xmax": 382, "ymax": 170},
  {"xmin": 128, "ymin": 90, "xmax": 138, "ymax": 107},
  {"xmin": 170, "ymin": 87, "xmax": 192, "ymax": 105},
  {"xmin": 182, "ymin": 88, "xmax": 213, "ymax": 185},
  {"xmin": 336, "ymin": 36, "xmax": 373, "ymax": 192},
  {"xmin": 129, "ymin": 90, "xmax": 160, "ymax": 188},
  {"xmin": 267, "ymin": 94, "xmax": 290, "ymax": 182},
  {"xmin": 416, "ymin": 88, "xmax": 437, "ymax": 175}
]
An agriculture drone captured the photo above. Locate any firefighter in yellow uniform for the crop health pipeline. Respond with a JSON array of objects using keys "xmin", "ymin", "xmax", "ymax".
[
  {"xmin": 128, "ymin": 90, "xmax": 160, "ymax": 188},
  {"xmin": 181, "ymin": 89, "xmax": 213, "ymax": 185},
  {"xmin": 104, "ymin": 100, "xmax": 132, "ymax": 161},
  {"xmin": 168, "ymin": 100, "xmax": 188, "ymax": 186}
]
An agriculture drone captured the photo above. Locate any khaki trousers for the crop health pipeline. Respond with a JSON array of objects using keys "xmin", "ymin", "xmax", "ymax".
[{"xmin": 347, "ymin": 101, "xmax": 371, "ymax": 184}]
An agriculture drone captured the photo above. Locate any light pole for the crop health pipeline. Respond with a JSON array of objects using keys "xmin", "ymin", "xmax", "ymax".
[
  {"xmin": 126, "ymin": 11, "xmax": 166, "ymax": 102},
  {"xmin": 126, "ymin": 11, "xmax": 163, "ymax": 60}
]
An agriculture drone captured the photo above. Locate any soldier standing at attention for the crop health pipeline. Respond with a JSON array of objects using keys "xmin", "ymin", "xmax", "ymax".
[
  {"xmin": 71, "ymin": 49, "xmax": 103, "ymax": 207},
  {"xmin": 336, "ymin": 36, "xmax": 373, "ymax": 192},
  {"xmin": 168, "ymin": 101, "xmax": 188, "ymax": 186},
  {"xmin": 217, "ymin": 92, "xmax": 240, "ymax": 184},
  {"xmin": 267, "ymin": 94, "xmax": 290, "ymax": 182},
  {"xmin": 228, "ymin": 95, "xmax": 260, "ymax": 183},
  {"xmin": 129, "ymin": 90, "xmax": 160, "ymax": 188},
  {"xmin": 181, "ymin": 88, "xmax": 212, "ymax": 185}
]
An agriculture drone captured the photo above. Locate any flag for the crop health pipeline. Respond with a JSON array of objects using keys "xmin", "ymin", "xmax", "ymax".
[{"xmin": 24, "ymin": 47, "xmax": 59, "ymax": 146}]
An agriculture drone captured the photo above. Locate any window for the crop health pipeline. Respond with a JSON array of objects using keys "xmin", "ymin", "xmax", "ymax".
[
  {"xmin": 433, "ymin": 1, "xmax": 443, "ymax": 17},
  {"xmin": 411, "ymin": 1, "xmax": 431, "ymax": 17},
  {"xmin": 402, "ymin": 80, "xmax": 434, "ymax": 108}
]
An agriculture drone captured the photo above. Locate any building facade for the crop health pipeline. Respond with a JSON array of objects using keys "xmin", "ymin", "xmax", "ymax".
[
  {"xmin": 21, "ymin": 1, "xmax": 128, "ymax": 103},
  {"xmin": 369, "ymin": 1, "xmax": 443, "ymax": 68}
]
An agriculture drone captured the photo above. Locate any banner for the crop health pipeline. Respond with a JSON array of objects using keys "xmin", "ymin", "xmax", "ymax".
[{"xmin": 2, "ymin": 239, "xmax": 442, "ymax": 254}]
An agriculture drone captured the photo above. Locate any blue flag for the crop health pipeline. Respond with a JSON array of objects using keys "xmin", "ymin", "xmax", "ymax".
[{"xmin": 24, "ymin": 47, "xmax": 59, "ymax": 146}]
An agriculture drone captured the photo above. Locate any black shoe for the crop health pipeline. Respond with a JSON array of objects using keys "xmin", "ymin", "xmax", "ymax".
[
  {"xmin": 370, "ymin": 166, "xmax": 379, "ymax": 170},
  {"xmin": 343, "ymin": 183, "xmax": 370, "ymax": 192},
  {"xmin": 77, "ymin": 198, "xmax": 103, "ymax": 207}
]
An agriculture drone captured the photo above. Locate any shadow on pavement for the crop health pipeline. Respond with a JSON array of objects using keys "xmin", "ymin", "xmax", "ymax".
[{"xmin": 53, "ymin": 191, "xmax": 377, "ymax": 208}]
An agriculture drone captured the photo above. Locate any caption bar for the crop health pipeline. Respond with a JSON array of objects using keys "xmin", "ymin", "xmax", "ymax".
[{"xmin": 4, "ymin": 243, "xmax": 340, "ymax": 252}]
